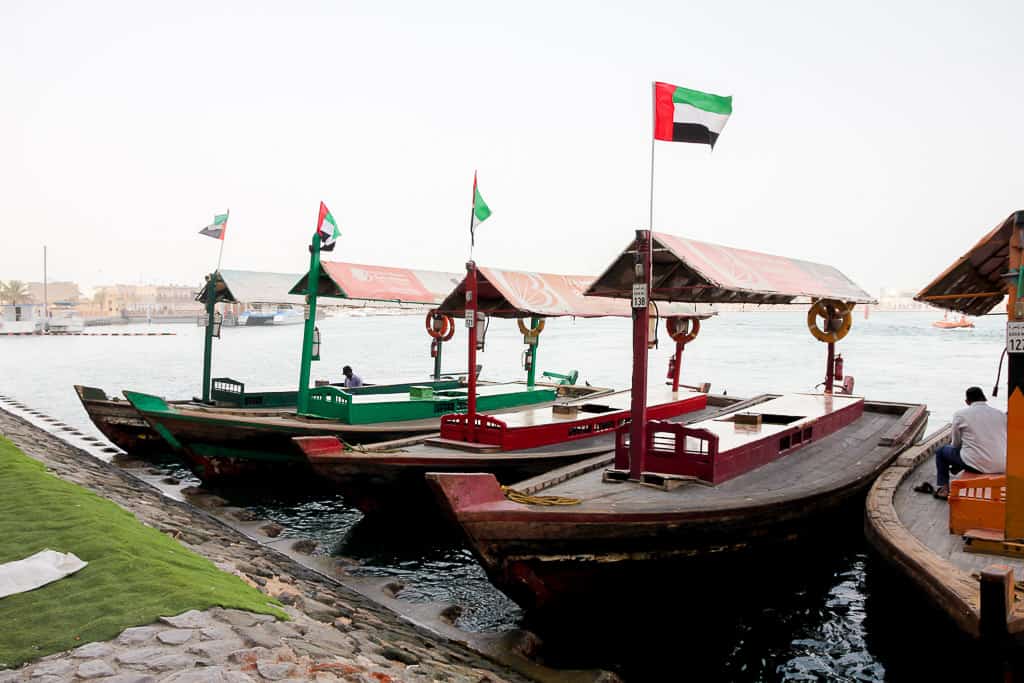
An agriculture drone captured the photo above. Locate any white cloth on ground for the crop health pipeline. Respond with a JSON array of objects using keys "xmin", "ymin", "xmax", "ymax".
[{"xmin": 0, "ymin": 549, "xmax": 88, "ymax": 598}]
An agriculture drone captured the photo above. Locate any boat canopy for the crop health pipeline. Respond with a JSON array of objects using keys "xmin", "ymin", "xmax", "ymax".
[
  {"xmin": 436, "ymin": 266, "xmax": 713, "ymax": 319},
  {"xmin": 197, "ymin": 269, "xmax": 307, "ymax": 305},
  {"xmin": 914, "ymin": 211, "xmax": 1022, "ymax": 316},
  {"xmin": 289, "ymin": 261, "xmax": 461, "ymax": 305},
  {"xmin": 585, "ymin": 232, "xmax": 875, "ymax": 305}
]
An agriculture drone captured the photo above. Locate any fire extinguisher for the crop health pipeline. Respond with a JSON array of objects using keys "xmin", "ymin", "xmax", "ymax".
[
  {"xmin": 834, "ymin": 354, "xmax": 844, "ymax": 381},
  {"xmin": 666, "ymin": 355, "xmax": 677, "ymax": 380},
  {"xmin": 430, "ymin": 339, "xmax": 439, "ymax": 358}
]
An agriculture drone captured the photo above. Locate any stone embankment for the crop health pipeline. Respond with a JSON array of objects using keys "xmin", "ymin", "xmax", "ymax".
[{"xmin": 0, "ymin": 409, "xmax": 539, "ymax": 683}]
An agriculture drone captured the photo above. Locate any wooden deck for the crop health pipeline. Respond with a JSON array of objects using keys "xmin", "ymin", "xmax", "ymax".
[
  {"xmin": 866, "ymin": 425, "xmax": 1024, "ymax": 639},
  {"xmin": 517, "ymin": 399, "xmax": 903, "ymax": 515}
]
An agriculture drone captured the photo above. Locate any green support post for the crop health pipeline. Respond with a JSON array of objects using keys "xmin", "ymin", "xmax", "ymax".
[
  {"xmin": 297, "ymin": 235, "xmax": 322, "ymax": 414},
  {"xmin": 201, "ymin": 272, "xmax": 217, "ymax": 403},
  {"xmin": 526, "ymin": 316, "xmax": 540, "ymax": 388},
  {"xmin": 433, "ymin": 339, "xmax": 443, "ymax": 380}
]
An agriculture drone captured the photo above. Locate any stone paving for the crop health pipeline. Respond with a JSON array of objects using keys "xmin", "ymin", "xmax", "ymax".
[{"xmin": 0, "ymin": 409, "xmax": 535, "ymax": 683}]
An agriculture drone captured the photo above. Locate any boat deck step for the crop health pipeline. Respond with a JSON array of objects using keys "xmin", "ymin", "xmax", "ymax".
[{"xmin": 422, "ymin": 437, "xmax": 503, "ymax": 453}]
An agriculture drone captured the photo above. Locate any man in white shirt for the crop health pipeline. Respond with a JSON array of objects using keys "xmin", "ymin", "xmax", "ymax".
[
  {"xmin": 342, "ymin": 365, "xmax": 363, "ymax": 388},
  {"xmin": 934, "ymin": 386, "xmax": 1006, "ymax": 499}
]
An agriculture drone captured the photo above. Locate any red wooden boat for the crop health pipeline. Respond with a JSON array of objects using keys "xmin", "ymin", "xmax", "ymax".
[
  {"xmin": 427, "ymin": 230, "xmax": 928, "ymax": 610},
  {"xmin": 292, "ymin": 264, "xmax": 714, "ymax": 514}
]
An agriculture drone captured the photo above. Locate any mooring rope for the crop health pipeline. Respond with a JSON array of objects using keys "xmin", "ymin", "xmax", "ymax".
[{"xmin": 500, "ymin": 485, "xmax": 581, "ymax": 506}]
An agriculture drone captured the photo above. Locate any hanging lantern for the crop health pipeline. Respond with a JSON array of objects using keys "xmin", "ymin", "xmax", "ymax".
[
  {"xmin": 212, "ymin": 311, "xmax": 223, "ymax": 339},
  {"xmin": 312, "ymin": 326, "xmax": 321, "ymax": 361}
]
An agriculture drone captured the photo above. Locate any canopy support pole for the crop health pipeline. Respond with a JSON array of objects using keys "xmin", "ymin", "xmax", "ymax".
[
  {"xmin": 298, "ymin": 234, "xmax": 322, "ymax": 415},
  {"xmin": 629, "ymin": 229, "xmax": 652, "ymax": 480},
  {"xmin": 433, "ymin": 339, "xmax": 443, "ymax": 381},
  {"xmin": 824, "ymin": 341, "xmax": 835, "ymax": 395},
  {"xmin": 466, "ymin": 261, "xmax": 479, "ymax": 441},
  {"xmin": 526, "ymin": 316, "xmax": 540, "ymax": 388},
  {"xmin": 1007, "ymin": 217, "xmax": 1024, "ymax": 540},
  {"xmin": 671, "ymin": 341, "xmax": 684, "ymax": 393},
  {"xmin": 201, "ymin": 272, "xmax": 217, "ymax": 403}
]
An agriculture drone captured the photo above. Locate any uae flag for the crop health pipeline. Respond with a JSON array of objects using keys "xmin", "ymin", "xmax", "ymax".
[
  {"xmin": 316, "ymin": 201, "xmax": 340, "ymax": 251},
  {"xmin": 199, "ymin": 212, "xmax": 228, "ymax": 240},
  {"xmin": 470, "ymin": 172, "xmax": 491, "ymax": 246},
  {"xmin": 654, "ymin": 82, "xmax": 732, "ymax": 147}
]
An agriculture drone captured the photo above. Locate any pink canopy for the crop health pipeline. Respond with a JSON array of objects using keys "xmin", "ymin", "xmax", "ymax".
[
  {"xmin": 586, "ymin": 232, "xmax": 875, "ymax": 305},
  {"xmin": 437, "ymin": 266, "xmax": 711, "ymax": 318},
  {"xmin": 290, "ymin": 261, "xmax": 461, "ymax": 304}
]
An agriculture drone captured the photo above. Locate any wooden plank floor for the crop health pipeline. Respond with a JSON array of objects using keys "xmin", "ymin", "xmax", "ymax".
[
  {"xmin": 894, "ymin": 454, "xmax": 1024, "ymax": 575},
  {"xmin": 531, "ymin": 405, "xmax": 907, "ymax": 514}
]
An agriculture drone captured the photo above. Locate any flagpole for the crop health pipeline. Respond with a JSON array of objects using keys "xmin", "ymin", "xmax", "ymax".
[{"xmin": 649, "ymin": 82, "xmax": 656, "ymax": 233}]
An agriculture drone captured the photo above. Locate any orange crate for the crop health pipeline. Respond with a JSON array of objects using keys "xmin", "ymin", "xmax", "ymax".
[{"xmin": 949, "ymin": 473, "xmax": 1006, "ymax": 535}]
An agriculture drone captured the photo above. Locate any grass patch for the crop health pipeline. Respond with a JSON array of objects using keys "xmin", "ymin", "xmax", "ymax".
[{"xmin": 0, "ymin": 436, "xmax": 284, "ymax": 669}]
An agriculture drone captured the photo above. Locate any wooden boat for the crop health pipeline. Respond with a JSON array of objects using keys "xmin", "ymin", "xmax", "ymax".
[
  {"xmin": 426, "ymin": 229, "xmax": 928, "ymax": 610},
  {"xmin": 933, "ymin": 312, "xmax": 975, "ymax": 329},
  {"xmin": 863, "ymin": 425, "xmax": 1024, "ymax": 639},
  {"xmin": 291, "ymin": 263, "xmax": 713, "ymax": 513},
  {"xmin": 867, "ymin": 211, "xmax": 1024, "ymax": 641},
  {"xmin": 83, "ymin": 262, "xmax": 461, "ymax": 457},
  {"xmin": 125, "ymin": 378, "xmax": 583, "ymax": 481},
  {"xmin": 429, "ymin": 394, "xmax": 925, "ymax": 609},
  {"xmin": 295, "ymin": 385, "xmax": 712, "ymax": 515}
]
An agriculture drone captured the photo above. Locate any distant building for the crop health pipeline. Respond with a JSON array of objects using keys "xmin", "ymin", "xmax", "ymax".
[{"xmin": 26, "ymin": 281, "xmax": 81, "ymax": 304}]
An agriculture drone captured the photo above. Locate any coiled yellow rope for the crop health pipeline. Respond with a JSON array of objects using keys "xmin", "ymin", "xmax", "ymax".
[{"xmin": 501, "ymin": 485, "xmax": 581, "ymax": 506}]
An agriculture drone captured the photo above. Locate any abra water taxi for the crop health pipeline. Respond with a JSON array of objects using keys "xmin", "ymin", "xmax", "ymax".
[
  {"xmin": 427, "ymin": 230, "xmax": 927, "ymax": 610},
  {"xmin": 868, "ymin": 211, "xmax": 1024, "ymax": 641},
  {"xmin": 293, "ymin": 263, "xmax": 713, "ymax": 514}
]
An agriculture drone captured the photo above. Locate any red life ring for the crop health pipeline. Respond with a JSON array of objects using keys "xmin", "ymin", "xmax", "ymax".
[
  {"xmin": 665, "ymin": 317, "xmax": 700, "ymax": 344},
  {"xmin": 425, "ymin": 311, "xmax": 455, "ymax": 341}
]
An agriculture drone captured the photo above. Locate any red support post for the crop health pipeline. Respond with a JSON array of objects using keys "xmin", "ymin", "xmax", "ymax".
[
  {"xmin": 629, "ymin": 229, "xmax": 653, "ymax": 480},
  {"xmin": 671, "ymin": 341, "xmax": 684, "ymax": 393},
  {"xmin": 824, "ymin": 341, "xmax": 835, "ymax": 395},
  {"xmin": 466, "ymin": 261, "xmax": 478, "ymax": 441}
]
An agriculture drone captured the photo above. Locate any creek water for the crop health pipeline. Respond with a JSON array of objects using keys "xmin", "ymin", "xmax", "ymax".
[{"xmin": 1, "ymin": 310, "xmax": 1019, "ymax": 681}]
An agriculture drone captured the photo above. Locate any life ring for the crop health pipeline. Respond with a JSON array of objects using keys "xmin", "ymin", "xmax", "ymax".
[
  {"xmin": 517, "ymin": 317, "xmax": 545, "ymax": 340},
  {"xmin": 665, "ymin": 317, "xmax": 700, "ymax": 344},
  {"xmin": 425, "ymin": 311, "xmax": 455, "ymax": 341},
  {"xmin": 807, "ymin": 299, "xmax": 853, "ymax": 343}
]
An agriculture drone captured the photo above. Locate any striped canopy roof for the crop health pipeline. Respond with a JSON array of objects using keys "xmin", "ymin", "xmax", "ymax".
[
  {"xmin": 586, "ymin": 232, "xmax": 875, "ymax": 305},
  {"xmin": 289, "ymin": 261, "xmax": 461, "ymax": 305},
  {"xmin": 914, "ymin": 211, "xmax": 1022, "ymax": 316},
  {"xmin": 437, "ymin": 266, "xmax": 713, "ymax": 319}
]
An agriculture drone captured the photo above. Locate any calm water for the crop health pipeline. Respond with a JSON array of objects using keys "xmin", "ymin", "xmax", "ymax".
[{"xmin": 0, "ymin": 310, "xmax": 1018, "ymax": 680}]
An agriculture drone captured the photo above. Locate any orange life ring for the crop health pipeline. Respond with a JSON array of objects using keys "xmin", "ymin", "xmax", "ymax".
[
  {"xmin": 425, "ymin": 311, "xmax": 455, "ymax": 341},
  {"xmin": 665, "ymin": 317, "xmax": 700, "ymax": 344},
  {"xmin": 517, "ymin": 317, "xmax": 545, "ymax": 340},
  {"xmin": 807, "ymin": 299, "xmax": 853, "ymax": 343}
]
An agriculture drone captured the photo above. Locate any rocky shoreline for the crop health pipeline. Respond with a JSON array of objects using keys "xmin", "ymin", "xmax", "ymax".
[{"xmin": 0, "ymin": 407, "xmax": 605, "ymax": 683}]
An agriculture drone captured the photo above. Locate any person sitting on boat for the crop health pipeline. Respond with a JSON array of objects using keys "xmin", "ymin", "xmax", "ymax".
[
  {"xmin": 342, "ymin": 365, "xmax": 363, "ymax": 388},
  {"xmin": 932, "ymin": 386, "xmax": 1006, "ymax": 500}
]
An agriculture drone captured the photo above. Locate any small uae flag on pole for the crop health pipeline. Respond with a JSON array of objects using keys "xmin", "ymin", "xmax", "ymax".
[
  {"xmin": 316, "ymin": 201, "xmax": 340, "ymax": 251},
  {"xmin": 654, "ymin": 82, "xmax": 732, "ymax": 147},
  {"xmin": 199, "ymin": 212, "xmax": 228, "ymax": 240},
  {"xmin": 470, "ymin": 172, "xmax": 491, "ymax": 247}
]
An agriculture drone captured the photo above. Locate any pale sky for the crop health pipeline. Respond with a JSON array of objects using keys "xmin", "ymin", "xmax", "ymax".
[{"xmin": 2, "ymin": 1, "xmax": 1022, "ymax": 294}]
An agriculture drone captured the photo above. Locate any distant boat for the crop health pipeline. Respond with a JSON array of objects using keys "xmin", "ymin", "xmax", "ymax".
[
  {"xmin": 238, "ymin": 304, "xmax": 304, "ymax": 326},
  {"xmin": 47, "ymin": 301, "xmax": 85, "ymax": 333},
  {"xmin": 932, "ymin": 312, "xmax": 974, "ymax": 329}
]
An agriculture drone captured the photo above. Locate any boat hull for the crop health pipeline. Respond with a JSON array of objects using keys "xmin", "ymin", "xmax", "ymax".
[
  {"xmin": 136, "ymin": 406, "xmax": 438, "ymax": 482},
  {"xmin": 428, "ymin": 399, "xmax": 929, "ymax": 611},
  {"xmin": 74, "ymin": 385, "xmax": 171, "ymax": 456}
]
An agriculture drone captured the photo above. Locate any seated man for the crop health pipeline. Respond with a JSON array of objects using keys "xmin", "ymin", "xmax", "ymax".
[
  {"xmin": 342, "ymin": 365, "xmax": 363, "ymax": 388},
  {"xmin": 933, "ymin": 386, "xmax": 1006, "ymax": 499}
]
